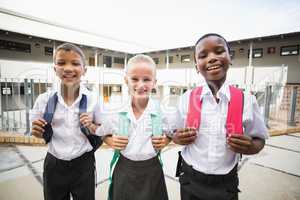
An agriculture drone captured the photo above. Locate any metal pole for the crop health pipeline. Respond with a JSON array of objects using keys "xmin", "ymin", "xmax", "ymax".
[
  {"xmin": 24, "ymin": 78, "xmax": 30, "ymax": 135},
  {"xmin": 5, "ymin": 78, "xmax": 9, "ymax": 131},
  {"xmin": 95, "ymin": 49, "xmax": 98, "ymax": 67},
  {"xmin": 264, "ymin": 85, "xmax": 272, "ymax": 128},
  {"xmin": 288, "ymin": 86, "xmax": 297, "ymax": 126},
  {"xmin": 0, "ymin": 80, "xmax": 3, "ymax": 130},
  {"xmin": 30, "ymin": 79, "xmax": 34, "ymax": 108},
  {"xmin": 166, "ymin": 50, "xmax": 169, "ymax": 69},
  {"xmin": 12, "ymin": 80, "xmax": 16, "ymax": 131}
]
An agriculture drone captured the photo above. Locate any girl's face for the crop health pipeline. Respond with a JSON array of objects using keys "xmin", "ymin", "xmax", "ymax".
[
  {"xmin": 54, "ymin": 50, "xmax": 86, "ymax": 88},
  {"xmin": 195, "ymin": 36, "xmax": 231, "ymax": 84},
  {"xmin": 125, "ymin": 62, "xmax": 156, "ymax": 100}
]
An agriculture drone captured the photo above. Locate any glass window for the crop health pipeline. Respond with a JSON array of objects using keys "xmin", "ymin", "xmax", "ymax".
[
  {"xmin": 0, "ymin": 39, "xmax": 31, "ymax": 53},
  {"xmin": 45, "ymin": 47, "xmax": 53, "ymax": 56},
  {"xmin": 165, "ymin": 56, "xmax": 173, "ymax": 63},
  {"xmin": 181, "ymin": 55, "xmax": 191, "ymax": 63},
  {"xmin": 113, "ymin": 57, "xmax": 125, "ymax": 64},
  {"xmin": 248, "ymin": 48, "xmax": 263, "ymax": 58},
  {"xmin": 280, "ymin": 45, "xmax": 299, "ymax": 56}
]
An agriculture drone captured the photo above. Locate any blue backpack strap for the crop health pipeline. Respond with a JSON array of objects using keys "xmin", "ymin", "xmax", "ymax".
[
  {"xmin": 41, "ymin": 92, "xmax": 58, "ymax": 143},
  {"xmin": 108, "ymin": 112, "xmax": 130, "ymax": 200},
  {"xmin": 79, "ymin": 94, "xmax": 103, "ymax": 152}
]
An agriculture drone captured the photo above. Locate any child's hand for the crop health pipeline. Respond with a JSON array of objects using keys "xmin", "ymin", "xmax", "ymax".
[
  {"xmin": 80, "ymin": 113, "xmax": 93, "ymax": 127},
  {"xmin": 104, "ymin": 135, "xmax": 129, "ymax": 150},
  {"xmin": 152, "ymin": 134, "xmax": 171, "ymax": 150},
  {"xmin": 227, "ymin": 134, "xmax": 255, "ymax": 154},
  {"xmin": 80, "ymin": 113, "xmax": 98, "ymax": 133},
  {"xmin": 31, "ymin": 119, "xmax": 47, "ymax": 138},
  {"xmin": 172, "ymin": 128, "xmax": 197, "ymax": 145}
]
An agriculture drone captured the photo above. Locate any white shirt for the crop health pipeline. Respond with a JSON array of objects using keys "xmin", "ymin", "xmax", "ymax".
[
  {"xmin": 96, "ymin": 98, "xmax": 178, "ymax": 161},
  {"xmin": 176, "ymin": 82, "xmax": 269, "ymax": 174},
  {"xmin": 30, "ymin": 84, "xmax": 104, "ymax": 161}
]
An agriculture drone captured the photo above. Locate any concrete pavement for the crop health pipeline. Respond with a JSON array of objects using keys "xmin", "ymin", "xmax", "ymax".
[{"xmin": 1, "ymin": 133, "xmax": 300, "ymax": 200}]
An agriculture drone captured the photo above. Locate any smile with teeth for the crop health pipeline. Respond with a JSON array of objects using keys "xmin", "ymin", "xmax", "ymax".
[
  {"xmin": 63, "ymin": 74, "xmax": 76, "ymax": 79},
  {"xmin": 207, "ymin": 65, "xmax": 222, "ymax": 71}
]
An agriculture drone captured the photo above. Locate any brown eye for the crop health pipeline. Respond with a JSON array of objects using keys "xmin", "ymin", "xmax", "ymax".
[
  {"xmin": 198, "ymin": 53, "xmax": 206, "ymax": 59},
  {"xmin": 72, "ymin": 62, "xmax": 81, "ymax": 66},
  {"xmin": 56, "ymin": 61, "xmax": 65, "ymax": 66},
  {"xmin": 215, "ymin": 47, "xmax": 225, "ymax": 54}
]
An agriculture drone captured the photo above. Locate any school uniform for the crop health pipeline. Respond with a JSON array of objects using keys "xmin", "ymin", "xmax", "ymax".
[
  {"xmin": 96, "ymin": 98, "xmax": 177, "ymax": 200},
  {"xmin": 174, "ymin": 82, "xmax": 268, "ymax": 200},
  {"xmin": 30, "ymin": 84, "xmax": 103, "ymax": 200}
]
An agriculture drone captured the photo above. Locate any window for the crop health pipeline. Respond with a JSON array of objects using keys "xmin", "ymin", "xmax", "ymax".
[
  {"xmin": 113, "ymin": 57, "xmax": 125, "ymax": 64},
  {"xmin": 89, "ymin": 57, "xmax": 95, "ymax": 66},
  {"xmin": 111, "ymin": 85, "xmax": 121, "ymax": 92},
  {"xmin": 170, "ymin": 87, "xmax": 182, "ymax": 95},
  {"xmin": 229, "ymin": 50, "xmax": 235, "ymax": 59},
  {"xmin": 181, "ymin": 55, "xmax": 191, "ymax": 63},
  {"xmin": 248, "ymin": 48, "xmax": 263, "ymax": 58},
  {"xmin": 103, "ymin": 56, "xmax": 112, "ymax": 68},
  {"xmin": 45, "ymin": 47, "xmax": 53, "ymax": 56},
  {"xmin": 153, "ymin": 58, "xmax": 159, "ymax": 64},
  {"xmin": 1, "ymin": 86, "xmax": 12, "ymax": 95},
  {"xmin": 165, "ymin": 56, "xmax": 173, "ymax": 63},
  {"xmin": 0, "ymin": 39, "xmax": 31, "ymax": 53},
  {"xmin": 280, "ymin": 45, "xmax": 299, "ymax": 56}
]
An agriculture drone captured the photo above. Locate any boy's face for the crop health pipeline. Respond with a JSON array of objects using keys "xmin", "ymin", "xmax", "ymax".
[
  {"xmin": 125, "ymin": 62, "xmax": 156, "ymax": 100},
  {"xmin": 54, "ymin": 50, "xmax": 86, "ymax": 87},
  {"xmin": 195, "ymin": 36, "xmax": 231, "ymax": 83}
]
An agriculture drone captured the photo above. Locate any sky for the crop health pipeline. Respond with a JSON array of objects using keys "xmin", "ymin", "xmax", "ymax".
[{"xmin": 0, "ymin": 0, "xmax": 300, "ymax": 51}]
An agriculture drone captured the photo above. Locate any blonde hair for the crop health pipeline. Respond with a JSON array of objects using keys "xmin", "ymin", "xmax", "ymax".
[{"xmin": 126, "ymin": 54, "xmax": 156, "ymax": 74}]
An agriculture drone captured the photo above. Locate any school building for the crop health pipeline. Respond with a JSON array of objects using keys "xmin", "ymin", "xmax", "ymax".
[{"xmin": 0, "ymin": 8, "xmax": 300, "ymax": 133}]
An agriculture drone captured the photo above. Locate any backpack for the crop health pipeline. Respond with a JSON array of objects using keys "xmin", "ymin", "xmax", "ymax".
[
  {"xmin": 186, "ymin": 85, "xmax": 244, "ymax": 136},
  {"xmin": 41, "ymin": 92, "xmax": 103, "ymax": 152}
]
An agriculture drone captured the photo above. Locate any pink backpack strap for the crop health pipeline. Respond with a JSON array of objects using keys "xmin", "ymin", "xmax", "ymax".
[
  {"xmin": 186, "ymin": 87, "xmax": 203, "ymax": 129},
  {"xmin": 226, "ymin": 86, "xmax": 244, "ymax": 136}
]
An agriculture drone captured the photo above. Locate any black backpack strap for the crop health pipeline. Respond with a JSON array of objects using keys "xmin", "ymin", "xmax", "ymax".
[
  {"xmin": 42, "ymin": 93, "xmax": 58, "ymax": 143},
  {"xmin": 79, "ymin": 94, "xmax": 103, "ymax": 152}
]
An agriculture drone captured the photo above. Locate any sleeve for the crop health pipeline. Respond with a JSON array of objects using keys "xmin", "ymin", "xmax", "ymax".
[
  {"xmin": 244, "ymin": 94, "xmax": 269, "ymax": 139},
  {"xmin": 29, "ymin": 93, "xmax": 47, "ymax": 124},
  {"xmin": 94, "ymin": 112, "xmax": 119, "ymax": 137},
  {"xmin": 92, "ymin": 96, "xmax": 105, "ymax": 125}
]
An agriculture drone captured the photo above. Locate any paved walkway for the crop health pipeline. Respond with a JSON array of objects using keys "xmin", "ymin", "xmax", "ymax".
[{"xmin": 1, "ymin": 133, "xmax": 300, "ymax": 200}]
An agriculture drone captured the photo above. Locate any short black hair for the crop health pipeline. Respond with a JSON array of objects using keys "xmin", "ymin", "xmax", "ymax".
[
  {"xmin": 54, "ymin": 43, "xmax": 86, "ymax": 66},
  {"xmin": 195, "ymin": 33, "xmax": 230, "ymax": 53}
]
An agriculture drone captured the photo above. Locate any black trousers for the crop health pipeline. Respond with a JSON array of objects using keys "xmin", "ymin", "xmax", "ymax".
[
  {"xmin": 43, "ymin": 151, "xmax": 95, "ymax": 200},
  {"xmin": 110, "ymin": 154, "xmax": 168, "ymax": 200},
  {"xmin": 178, "ymin": 157, "xmax": 239, "ymax": 200}
]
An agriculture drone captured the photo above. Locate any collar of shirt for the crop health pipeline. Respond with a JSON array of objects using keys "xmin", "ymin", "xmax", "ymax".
[
  {"xmin": 200, "ymin": 81, "xmax": 231, "ymax": 102},
  {"xmin": 52, "ymin": 82, "xmax": 89, "ymax": 108},
  {"xmin": 119, "ymin": 98, "xmax": 160, "ymax": 122}
]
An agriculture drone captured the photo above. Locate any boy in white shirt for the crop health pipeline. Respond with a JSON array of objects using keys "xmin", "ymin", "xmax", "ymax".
[
  {"xmin": 172, "ymin": 33, "xmax": 268, "ymax": 200},
  {"xmin": 31, "ymin": 43, "xmax": 102, "ymax": 200}
]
